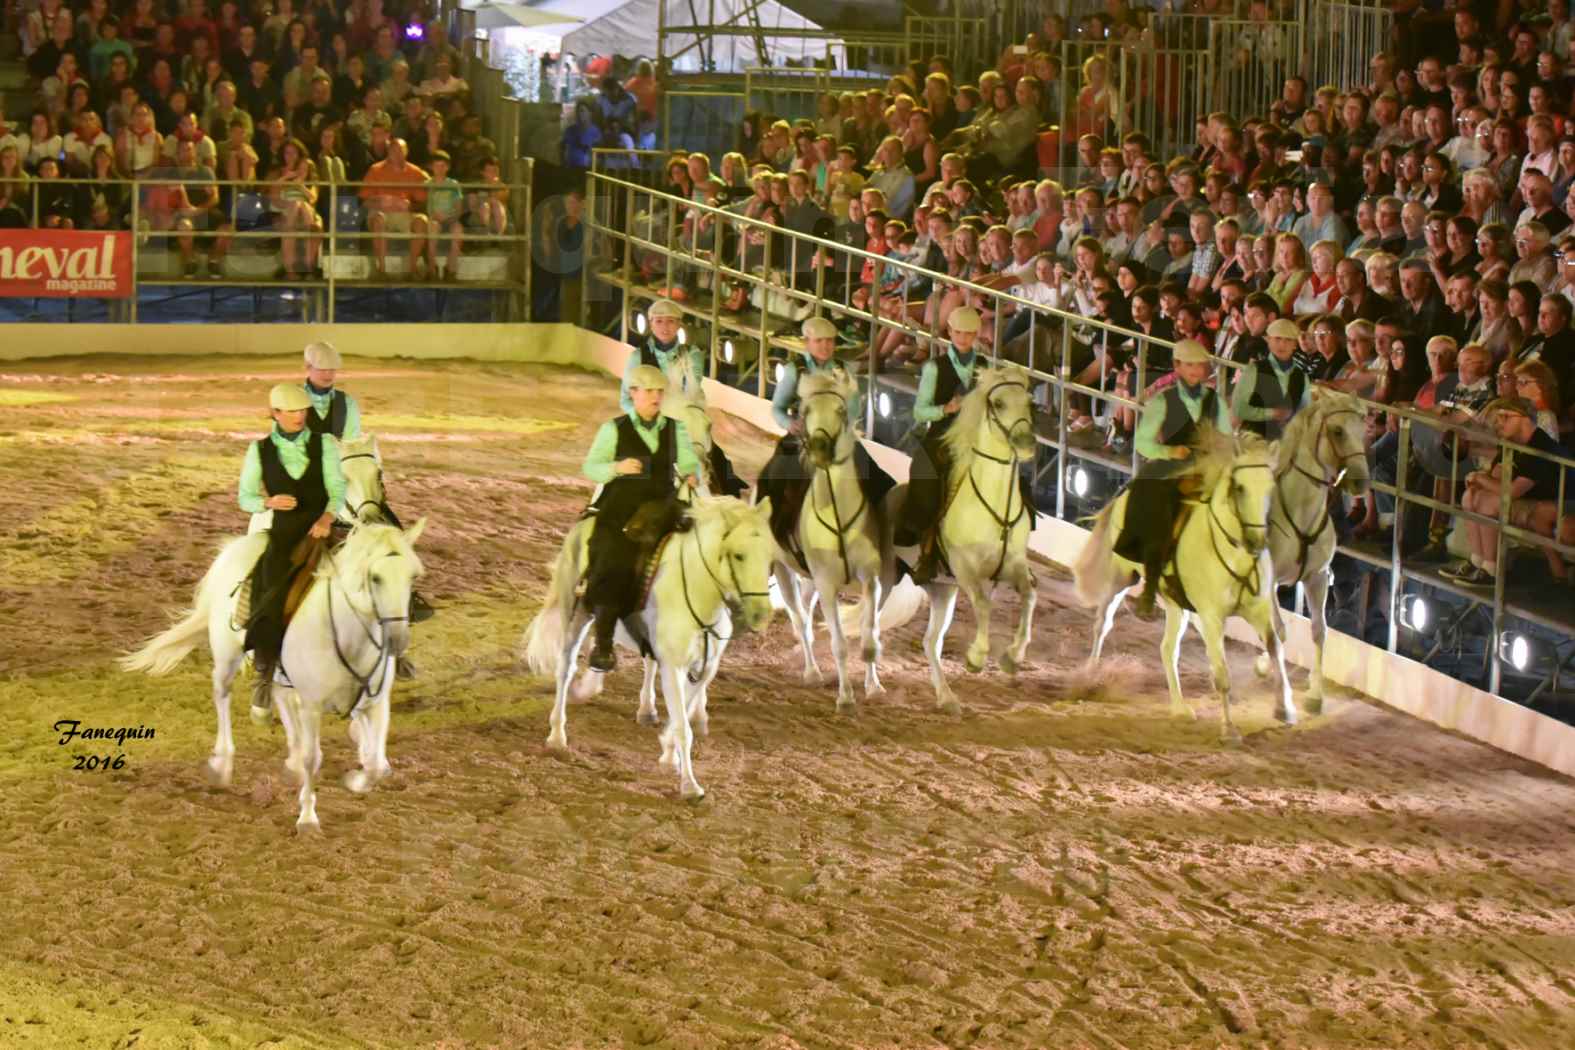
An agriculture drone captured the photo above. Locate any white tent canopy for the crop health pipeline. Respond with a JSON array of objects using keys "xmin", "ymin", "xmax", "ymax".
[{"xmin": 470, "ymin": 0, "xmax": 840, "ymax": 72}]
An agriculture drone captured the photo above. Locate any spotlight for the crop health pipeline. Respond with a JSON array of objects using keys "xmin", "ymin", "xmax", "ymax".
[
  {"xmin": 1066, "ymin": 465, "xmax": 1090, "ymax": 498},
  {"xmin": 678, "ymin": 326, "xmax": 688, "ymax": 345},
  {"xmin": 877, "ymin": 391, "xmax": 892, "ymax": 418},
  {"xmin": 722, "ymin": 339, "xmax": 735, "ymax": 363},
  {"xmin": 774, "ymin": 362, "xmax": 786, "ymax": 383},
  {"xmin": 1398, "ymin": 594, "xmax": 1431, "ymax": 632},
  {"xmin": 1499, "ymin": 632, "xmax": 1532, "ymax": 672},
  {"xmin": 635, "ymin": 313, "xmax": 647, "ymax": 335},
  {"xmin": 403, "ymin": 23, "xmax": 425, "ymax": 42}
]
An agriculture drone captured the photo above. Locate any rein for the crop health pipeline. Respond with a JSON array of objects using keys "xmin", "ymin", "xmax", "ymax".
[
  {"xmin": 321, "ymin": 543, "xmax": 410, "ymax": 719},
  {"xmin": 1202, "ymin": 461, "xmax": 1272, "ymax": 611},
  {"xmin": 676, "ymin": 516, "xmax": 767, "ymax": 682},
  {"xmin": 339, "ymin": 451, "xmax": 387, "ymax": 523},
  {"xmin": 801, "ymin": 387, "xmax": 868, "ymax": 585},
  {"xmin": 960, "ymin": 380, "xmax": 1033, "ymax": 583}
]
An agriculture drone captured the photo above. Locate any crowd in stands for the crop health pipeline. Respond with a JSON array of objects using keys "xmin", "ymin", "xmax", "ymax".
[
  {"xmin": 1, "ymin": 0, "xmax": 512, "ymax": 279},
  {"xmin": 619, "ymin": 0, "xmax": 1574, "ymax": 584}
]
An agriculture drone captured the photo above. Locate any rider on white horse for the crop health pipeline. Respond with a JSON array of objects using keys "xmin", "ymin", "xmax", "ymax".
[
  {"xmin": 894, "ymin": 305, "xmax": 987, "ymax": 582},
  {"xmin": 755, "ymin": 315, "xmax": 898, "ymax": 555},
  {"xmin": 238, "ymin": 383, "xmax": 346, "ymax": 709},
  {"xmin": 1231, "ymin": 319, "xmax": 1310, "ymax": 442},
  {"xmin": 622, "ymin": 300, "xmax": 748, "ymax": 497},
  {"xmin": 1115, "ymin": 339, "xmax": 1233, "ymax": 618},
  {"xmin": 582, "ymin": 364, "xmax": 702, "ymax": 673}
]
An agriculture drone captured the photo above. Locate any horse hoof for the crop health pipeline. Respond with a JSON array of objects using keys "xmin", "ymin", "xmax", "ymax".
[
  {"xmin": 938, "ymin": 697, "xmax": 962, "ymax": 716},
  {"xmin": 802, "ymin": 668, "xmax": 823, "ymax": 685},
  {"xmin": 545, "ymin": 731, "xmax": 568, "ymax": 751},
  {"xmin": 1220, "ymin": 728, "xmax": 1244, "ymax": 747},
  {"xmin": 204, "ymin": 756, "xmax": 233, "ymax": 788},
  {"xmin": 1170, "ymin": 706, "xmax": 1198, "ymax": 721},
  {"xmin": 343, "ymin": 769, "xmax": 373, "ymax": 794},
  {"xmin": 1275, "ymin": 707, "xmax": 1299, "ymax": 727},
  {"xmin": 835, "ymin": 698, "xmax": 858, "ymax": 716},
  {"xmin": 865, "ymin": 681, "xmax": 886, "ymax": 699},
  {"xmin": 295, "ymin": 819, "xmax": 322, "ymax": 836},
  {"xmin": 1000, "ymin": 653, "xmax": 1019, "ymax": 675},
  {"xmin": 680, "ymin": 783, "xmax": 706, "ymax": 802},
  {"xmin": 1254, "ymin": 653, "xmax": 1272, "ymax": 678},
  {"xmin": 965, "ymin": 653, "xmax": 987, "ymax": 674},
  {"xmin": 636, "ymin": 709, "xmax": 661, "ymax": 728},
  {"xmin": 249, "ymin": 704, "xmax": 273, "ymax": 727}
]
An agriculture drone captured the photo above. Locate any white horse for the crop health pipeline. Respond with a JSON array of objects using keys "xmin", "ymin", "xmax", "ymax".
[
  {"xmin": 771, "ymin": 369, "xmax": 889, "ymax": 712},
  {"xmin": 663, "ymin": 392, "xmax": 722, "ymax": 498},
  {"xmin": 522, "ymin": 496, "xmax": 776, "ymax": 799},
  {"xmin": 1255, "ymin": 389, "xmax": 1372, "ymax": 711},
  {"xmin": 889, "ymin": 364, "xmax": 1039, "ymax": 713},
  {"xmin": 1073, "ymin": 433, "xmax": 1293, "ymax": 743},
  {"xmin": 247, "ymin": 433, "xmax": 388, "ymax": 534},
  {"xmin": 121, "ymin": 519, "xmax": 427, "ymax": 830}
]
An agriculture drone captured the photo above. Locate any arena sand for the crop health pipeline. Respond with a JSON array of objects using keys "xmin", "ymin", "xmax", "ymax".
[{"xmin": 1, "ymin": 356, "xmax": 1573, "ymax": 1050}]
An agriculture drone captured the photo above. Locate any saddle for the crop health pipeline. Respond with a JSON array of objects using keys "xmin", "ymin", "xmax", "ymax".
[{"xmin": 235, "ymin": 533, "xmax": 327, "ymax": 633}]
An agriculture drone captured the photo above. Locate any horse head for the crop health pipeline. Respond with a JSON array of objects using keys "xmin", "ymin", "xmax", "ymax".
[
  {"xmin": 711, "ymin": 496, "xmax": 776, "ymax": 633},
  {"xmin": 949, "ymin": 363, "xmax": 1037, "ymax": 464},
  {"xmin": 799, "ymin": 369, "xmax": 858, "ymax": 468},
  {"xmin": 1306, "ymin": 387, "xmax": 1371, "ymax": 497},
  {"xmin": 330, "ymin": 518, "xmax": 427, "ymax": 657},
  {"xmin": 663, "ymin": 395, "xmax": 715, "ymax": 487},
  {"xmin": 1220, "ymin": 434, "xmax": 1279, "ymax": 556},
  {"xmin": 338, "ymin": 434, "xmax": 389, "ymax": 524}
]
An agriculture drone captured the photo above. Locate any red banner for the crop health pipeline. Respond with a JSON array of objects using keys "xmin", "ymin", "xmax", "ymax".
[{"xmin": 0, "ymin": 229, "xmax": 134, "ymax": 298}]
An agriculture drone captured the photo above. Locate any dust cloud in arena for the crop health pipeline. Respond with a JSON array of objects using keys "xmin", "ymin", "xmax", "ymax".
[{"xmin": 1, "ymin": 356, "xmax": 1573, "ymax": 1049}]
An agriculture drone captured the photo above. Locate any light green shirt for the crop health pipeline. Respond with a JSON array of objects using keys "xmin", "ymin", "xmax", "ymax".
[
  {"xmin": 1229, "ymin": 355, "xmax": 1308, "ymax": 426},
  {"xmin": 304, "ymin": 382, "xmax": 362, "ymax": 440},
  {"xmin": 582, "ymin": 412, "xmax": 701, "ymax": 485},
  {"xmin": 1135, "ymin": 383, "xmax": 1232, "ymax": 462},
  {"xmin": 619, "ymin": 340, "xmax": 708, "ymax": 413},
  {"xmin": 914, "ymin": 346, "xmax": 978, "ymax": 423},
  {"xmin": 238, "ymin": 426, "xmax": 347, "ymax": 515}
]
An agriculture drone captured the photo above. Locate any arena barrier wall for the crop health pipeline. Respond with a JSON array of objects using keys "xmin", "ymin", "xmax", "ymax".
[{"xmin": 14, "ymin": 322, "xmax": 1574, "ymax": 780}]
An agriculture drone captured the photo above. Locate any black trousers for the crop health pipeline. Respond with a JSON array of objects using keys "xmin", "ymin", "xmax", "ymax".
[
  {"xmin": 897, "ymin": 436, "xmax": 947, "ymax": 546},
  {"xmin": 244, "ymin": 516, "xmax": 315, "ymax": 666},
  {"xmin": 1113, "ymin": 475, "xmax": 1184, "ymax": 579}
]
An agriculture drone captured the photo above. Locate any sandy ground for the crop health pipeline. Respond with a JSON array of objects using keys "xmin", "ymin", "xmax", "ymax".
[{"xmin": 2, "ymin": 356, "xmax": 1574, "ymax": 1050}]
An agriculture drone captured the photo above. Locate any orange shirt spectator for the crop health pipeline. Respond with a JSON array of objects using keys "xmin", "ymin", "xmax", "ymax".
[{"xmin": 360, "ymin": 143, "xmax": 429, "ymax": 211}]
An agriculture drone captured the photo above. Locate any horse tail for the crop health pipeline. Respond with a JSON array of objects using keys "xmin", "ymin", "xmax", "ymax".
[
  {"xmin": 522, "ymin": 520, "xmax": 586, "ymax": 676},
  {"xmin": 119, "ymin": 535, "xmax": 244, "ymax": 676},
  {"xmin": 1071, "ymin": 496, "xmax": 1123, "ymax": 608}
]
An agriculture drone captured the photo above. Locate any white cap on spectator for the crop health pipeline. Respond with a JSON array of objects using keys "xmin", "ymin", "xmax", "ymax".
[{"xmin": 304, "ymin": 341, "xmax": 342, "ymax": 370}]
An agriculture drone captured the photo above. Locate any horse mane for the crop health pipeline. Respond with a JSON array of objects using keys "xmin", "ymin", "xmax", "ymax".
[
  {"xmin": 941, "ymin": 362, "xmax": 1023, "ymax": 475},
  {"xmin": 681, "ymin": 494, "xmax": 755, "ymax": 533},
  {"xmin": 1279, "ymin": 388, "xmax": 1361, "ymax": 458},
  {"xmin": 319, "ymin": 521, "xmax": 422, "ymax": 580}
]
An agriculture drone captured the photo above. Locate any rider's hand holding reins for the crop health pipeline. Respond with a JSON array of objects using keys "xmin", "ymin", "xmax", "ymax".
[
  {"xmin": 944, "ymin": 396, "xmax": 963, "ymax": 415},
  {"xmin": 308, "ymin": 512, "xmax": 333, "ymax": 539},
  {"xmin": 1168, "ymin": 445, "xmax": 1192, "ymax": 460},
  {"xmin": 265, "ymin": 494, "xmax": 298, "ymax": 511},
  {"xmin": 615, "ymin": 457, "xmax": 645, "ymax": 476}
]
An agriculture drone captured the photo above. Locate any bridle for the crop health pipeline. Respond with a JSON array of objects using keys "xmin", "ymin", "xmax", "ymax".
[
  {"xmin": 1270, "ymin": 406, "xmax": 1365, "ymax": 580},
  {"xmin": 677, "ymin": 514, "xmax": 769, "ymax": 680},
  {"xmin": 320, "ymin": 542, "xmax": 411, "ymax": 718},
  {"xmin": 1204, "ymin": 459, "xmax": 1274, "ymax": 610},
  {"xmin": 962, "ymin": 379, "xmax": 1034, "ymax": 583},
  {"xmin": 339, "ymin": 451, "xmax": 387, "ymax": 524},
  {"xmin": 801, "ymin": 386, "xmax": 868, "ymax": 585}
]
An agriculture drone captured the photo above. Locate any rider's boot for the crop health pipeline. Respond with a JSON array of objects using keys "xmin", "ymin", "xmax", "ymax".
[
  {"xmin": 250, "ymin": 657, "xmax": 277, "ymax": 722},
  {"xmin": 588, "ymin": 607, "xmax": 619, "ymax": 673}
]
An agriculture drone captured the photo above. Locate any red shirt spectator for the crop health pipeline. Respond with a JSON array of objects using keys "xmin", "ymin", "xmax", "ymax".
[{"xmin": 175, "ymin": 0, "xmax": 220, "ymax": 56}]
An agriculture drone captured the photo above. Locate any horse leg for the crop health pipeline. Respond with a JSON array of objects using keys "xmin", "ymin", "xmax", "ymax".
[
  {"xmin": 1248, "ymin": 601, "xmax": 1299, "ymax": 726},
  {"xmin": 860, "ymin": 574, "xmax": 885, "ymax": 698},
  {"xmin": 818, "ymin": 570, "xmax": 857, "ymax": 713},
  {"xmin": 636, "ymin": 656, "xmax": 661, "ymax": 726},
  {"xmin": 1001, "ymin": 561, "xmax": 1037, "ymax": 675},
  {"xmin": 1161, "ymin": 602, "xmax": 1195, "ymax": 720},
  {"xmin": 923, "ymin": 582, "xmax": 961, "ymax": 713},
  {"xmin": 1303, "ymin": 569, "xmax": 1332, "ymax": 714},
  {"xmin": 547, "ymin": 615, "xmax": 593, "ymax": 750},
  {"xmin": 293, "ymin": 694, "xmax": 324, "ymax": 832},
  {"xmin": 1196, "ymin": 612, "xmax": 1241, "ymax": 745},
  {"xmin": 961, "ymin": 575, "xmax": 994, "ymax": 674},
  {"xmin": 1254, "ymin": 589, "xmax": 1288, "ymax": 680},
  {"xmin": 776, "ymin": 563, "xmax": 820, "ymax": 684},
  {"xmin": 206, "ymin": 630, "xmax": 245, "ymax": 788},
  {"xmin": 686, "ymin": 642, "xmax": 725, "ymax": 739},
  {"xmin": 344, "ymin": 660, "xmax": 395, "ymax": 793},
  {"xmin": 657, "ymin": 661, "xmax": 704, "ymax": 799},
  {"xmin": 275, "ymin": 681, "xmax": 303, "ymax": 785}
]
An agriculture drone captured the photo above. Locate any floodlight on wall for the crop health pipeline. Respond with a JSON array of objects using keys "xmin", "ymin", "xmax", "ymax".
[
  {"xmin": 1398, "ymin": 594, "xmax": 1431, "ymax": 632},
  {"xmin": 877, "ymin": 392, "xmax": 893, "ymax": 419},
  {"xmin": 1498, "ymin": 632, "xmax": 1532, "ymax": 672}
]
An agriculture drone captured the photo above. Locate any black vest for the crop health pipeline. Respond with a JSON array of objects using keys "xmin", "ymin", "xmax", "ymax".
[
  {"xmin": 638, "ymin": 338, "xmax": 678, "ymax": 370},
  {"xmin": 257, "ymin": 429, "xmax": 329, "ymax": 543},
  {"xmin": 594, "ymin": 415, "xmax": 679, "ymax": 516},
  {"xmin": 787, "ymin": 359, "xmax": 849, "ymax": 420},
  {"xmin": 1158, "ymin": 385, "xmax": 1222, "ymax": 448},
  {"xmin": 302, "ymin": 388, "xmax": 348, "ymax": 439},
  {"xmin": 1240, "ymin": 361, "xmax": 1306, "ymax": 439},
  {"xmin": 929, "ymin": 351, "xmax": 976, "ymax": 438}
]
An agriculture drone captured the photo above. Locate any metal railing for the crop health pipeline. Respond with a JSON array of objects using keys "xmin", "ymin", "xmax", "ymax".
[
  {"xmin": 1302, "ymin": 0, "xmax": 1393, "ymax": 96},
  {"xmin": 580, "ymin": 170, "xmax": 1575, "ymax": 699},
  {"xmin": 2, "ymin": 171, "xmax": 535, "ymax": 323}
]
